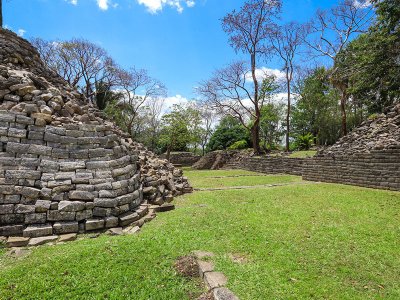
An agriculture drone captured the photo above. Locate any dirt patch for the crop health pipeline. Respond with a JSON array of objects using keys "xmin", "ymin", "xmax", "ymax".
[
  {"xmin": 229, "ymin": 253, "xmax": 250, "ymax": 264},
  {"xmin": 197, "ymin": 291, "xmax": 214, "ymax": 300},
  {"xmin": 174, "ymin": 255, "xmax": 199, "ymax": 278}
]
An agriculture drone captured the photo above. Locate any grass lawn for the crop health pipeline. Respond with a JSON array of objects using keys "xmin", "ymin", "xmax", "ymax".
[
  {"xmin": 289, "ymin": 150, "xmax": 317, "ymax": 158},
  {"xmin": 1, "ymin": 169, "xmax": 399, "ymax": 299}
]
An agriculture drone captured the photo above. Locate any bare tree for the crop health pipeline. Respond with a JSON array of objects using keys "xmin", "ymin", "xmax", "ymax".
[
  {"xmin": 115, "ymin": 68, "xmax": 167, "ymax": 136},
  {"xmin": 304, "ymin": 0, "xmax": 374, "ymax": 136},
  {"xmin": 220, "ymin": 0, "xmax": 282, "ymax": 154},
  {"xmin": 198, "ymin": 61, "xmax": 272, "ymax": 142},
  {"xmin": 198, "ymin": 104, "xmax": 215, "ymax": 156},
  {"xmin": 32, "ymin": 38, "xmax": 119, "ymax": 101},
  {"xmin": 270, "ymin": 22, "xmax": 304, "ymax": 151}
]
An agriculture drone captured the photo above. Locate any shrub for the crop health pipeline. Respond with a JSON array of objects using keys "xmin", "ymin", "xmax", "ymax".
[
  {"xmin": 294, "ymin": 133, "xmax": 314, "ymax": 150},
  {"xmin": 228, "ymin": 140, "xmax": 248, "ymax": 150}
]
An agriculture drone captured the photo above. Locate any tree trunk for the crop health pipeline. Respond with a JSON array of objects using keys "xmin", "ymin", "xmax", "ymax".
[
  {"xmin": 251, "ymin": 121, "xmax": 261, "ymax": 154},
  {"xmin": 340, "ymin": 89, "xmax": 348, "ymax": 136},
  {"xmin": 285, "ymin": 76, "xmax": 291, "ymax": 152},
  {"xmin": 0, "ymin": 0, "xmax": 3, "ymax": 28},
  {"xmin": 166, "ymin": 146, "xmax": 171, "ymax": 161},
  {"xmin": 250, "ymin": 53, "xmax": 261, "ymax": 154}
]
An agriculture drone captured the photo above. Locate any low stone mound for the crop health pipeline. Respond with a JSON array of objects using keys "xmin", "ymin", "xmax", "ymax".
[
  {"xmin": 318, "ymin": 103, "xmax": 400, "ymax": 157},
  {"xmin": 0, "ymin": 29, "xmax": 192, "ymax": 238},
  {"xmin": 192, "ymin": 151, "xmax": 238, "ymax": 170}
]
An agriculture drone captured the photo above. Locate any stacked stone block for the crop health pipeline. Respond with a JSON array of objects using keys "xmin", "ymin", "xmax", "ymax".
[{"xmin": 0, "ymin": 110, "xmax": 144, "ymax": 237}]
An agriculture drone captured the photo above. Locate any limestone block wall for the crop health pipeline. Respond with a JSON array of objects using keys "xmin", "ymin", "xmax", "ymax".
[
  {"xmin": 302, "ymin": 148, "xmax": 400, "ymax": 191},
  {"xmin": 223, "ymin": 156, "xmax": 307, "ymax": 176},
  {"xmin": 222, "ymin": 151, "xmax": 400, "ymax": 191},
  {"xmin": 0, "ymin": 110, "xmax": 144, "ymax": 237}
]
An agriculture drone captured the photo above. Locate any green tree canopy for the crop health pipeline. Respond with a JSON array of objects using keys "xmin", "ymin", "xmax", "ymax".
[{"xmin": 206, "ymin": 116, "xmax": 250, "ymax": 152}]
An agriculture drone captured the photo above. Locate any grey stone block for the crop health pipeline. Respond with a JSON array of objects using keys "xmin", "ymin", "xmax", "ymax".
[
  {"xmin": 23, "ymin": 224, "xmax": 53, "ymax": 238},
  {"xmin": 85, "ymin": 219, "xmax": 105, "ymax": 231},
  {"xmin": 53, "ymin": 221, "xmax": 79, "ymax": 234}
]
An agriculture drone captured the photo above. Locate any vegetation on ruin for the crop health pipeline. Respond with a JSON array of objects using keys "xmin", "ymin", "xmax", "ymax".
[{"xmin": 1, "ymin": 169, "xmax": 399, "ymax": 300}]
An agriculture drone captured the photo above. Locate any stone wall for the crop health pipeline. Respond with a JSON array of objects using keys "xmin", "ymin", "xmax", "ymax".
[
  {"xmin": 160, "ymin": 152, "xmax": 201, "ymax": 166},
  {"xmin": 0, "ymin": 29, "xmax": 192, "ymax": 238},
  {"xmin": 223, "ymin": 156, "xmax": 308, "ymax": 176},
  {"xmin": 0, "ymin": 110, "xmax": 144, "ymax": 237},
  {"xmin": 223, "ymin": 152, "xmax": 400, "ymax": 191},
  {"xmin": 303, "ymin": 148, "xmax": 400, "ymax": 191}
]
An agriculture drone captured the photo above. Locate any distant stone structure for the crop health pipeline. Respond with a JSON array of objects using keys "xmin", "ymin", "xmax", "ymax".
[
  {"xmin": 0, "ymin": 29, "xmax": 192, "ymax": 238},
  {"xmin": 195, "ymin": 103, "xmax": 400, "ymax": 192},
  {"xmin": 160, "ymin": 152, "xmax": 201, "ymax": 166}
]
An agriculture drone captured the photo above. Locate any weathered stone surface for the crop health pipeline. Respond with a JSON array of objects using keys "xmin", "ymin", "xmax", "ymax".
[
  {"xmin": 23, "ymin": 224, "xmax": 53, "ymax": 238},
  {"xmin": 85, "ymin": 219, "xmax": 105, "ymax": 231},
  {"xmin": 105, "ymin": 216, "xmax": 119, "ymax": 228},
  {"xmin": 0, "ymin": 225, "xmax": 24, "ymax": 236},
  {"xmin": 53, "ymin": 221, "xmax": 79, "ymax": 234},
  {"xmin": 28, "ymin": 235, "xmax": 58, "ymax": 246},
  {"xmin": 204, "ymin": 272, "xmax": 228, "ymax": 290},
  {"xmin": 198, "ymin": 260, "xmax": 215, "ymax": 278},
  {"xmin": 35, "ymin": 200, "xmax": 51, "ymax": 213},
  {"xmin": 6, "ymin": 236, "xmax": 30, "ymax": 247},
  {"xmin": 119, "ymin": 212, "xmax": 139, "ymax": 227},
  {"xmin": 68, "ymin": 191, "xmax": 95, "ymax": 201},
  {"xmin": 213, "ymin": 288, "xmax": 239, "ymax": 300},
  {"xmin": 58, "ymin": 233, "xmax": 77, "ymax": 242},
  {"xmin": 153, "ymin": 203, "xmax": 175, "ymax": 213},
  {"xmin": 107, "ymin": 227, "xmax": 124, "ymax": 236},
  {"xmin": 58, "ymin": 201, "xmax": 85, "ymax": 212}
]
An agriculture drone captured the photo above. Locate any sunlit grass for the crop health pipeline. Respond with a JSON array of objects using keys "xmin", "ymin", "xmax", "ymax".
[{"xmin": 1, "ymin": 169, "xmax": 399, "ymax": 300}]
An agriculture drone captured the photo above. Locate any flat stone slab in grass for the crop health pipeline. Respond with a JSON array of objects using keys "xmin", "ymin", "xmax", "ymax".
[
  {"xmin": 8, "ymin": 248, "xmax": 31, "ymax": 258},
  {"xmin": 6, "ymin": 237, "xmax": 30, "ymax": 247},
  {"xmin": 198, "ymin": 260, "xmax": 215, "ymax": 278},
  {"xmin": 213, "ymin": 287, "xmax": 240, "ymax": 300},
  {"xmin": 126, "ymin": 226, "xmax": 140, "ymax": 235},
  {"xmin": 153, "ymin": 203, "xmax": 175, "ymax": 213},
  {"xmin": 204, "ymin": 272, "xmax": 228, "ymax": 290},
  {"xmin": 107, "ymin": 227, "xmax": 124, "ymax": 236},
  {"xmin": 28, "ymin": 235, "xmax": 58, "ymax": 246},
  {"xmin": 58, "ymin": 233, "xmax": 77, "ymax": 242}
]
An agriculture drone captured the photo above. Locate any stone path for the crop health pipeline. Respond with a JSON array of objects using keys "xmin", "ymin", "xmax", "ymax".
[
  {"xmin": 194, "ymin": 181, "xmax": 318, "ymax": 191},
  {"xmin": 192, "ymin": 250, "xmax": 240, "ymax": 300}
]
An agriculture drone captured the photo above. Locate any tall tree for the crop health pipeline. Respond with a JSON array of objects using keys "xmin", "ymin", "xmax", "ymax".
[
  {"xmin": 219, "ymin": 0, "xmax": 281, "ymax": 154},
  {"xmin": 0, "ymin": 0, "xmax": 3, "ymax": 28},
  {"xmin": 305, "ymin": 0, "xmax": 374, "ymax": 136},
  {"xmin": 270, "ymin": 22, "xmax": 304, "ymax": 151}
]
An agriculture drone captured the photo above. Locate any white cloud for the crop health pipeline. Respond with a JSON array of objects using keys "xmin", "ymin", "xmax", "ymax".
[
  {"xmin": 97, "ymin": 0, "xmax": 110, "ymax": 10},
  {"xmin": 17, "ymin": 29, "xmax": 26, "ymax": 37},
  {"xmin": 163, "ymin": 94, "xmax": 190, "ymax": 112},
  {"xmin": 245, "ymin": 67, "xmax": 286, "ymax": 84},
  {"xmin": 137, "ymin": 0, "xmax": 195, "ymax": 14},
  {"xmin": 353, "ymin": 0, "xmax": 372, "ymax": 8},
  {"xmin": 65, "ymin": 0, "xmax": 78, "ymax": 5}
]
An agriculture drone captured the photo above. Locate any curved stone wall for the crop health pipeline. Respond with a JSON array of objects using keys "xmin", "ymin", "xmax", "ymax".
[
  {"xmin": 0, "ymin": 111, "xmax": 144, "ymax": 237},
  {"xmin": 0, "ymin": 29, "xmax": 192, "ymax": 239}
]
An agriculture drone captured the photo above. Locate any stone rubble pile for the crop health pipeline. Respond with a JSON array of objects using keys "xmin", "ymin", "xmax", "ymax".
[
  {"xmin": 318, "ymin": 103, "xmax": 400, "ymax": 156},
  {"xmin": 0, "ymin": 29, "xmax": 192, "ymax": 241}
]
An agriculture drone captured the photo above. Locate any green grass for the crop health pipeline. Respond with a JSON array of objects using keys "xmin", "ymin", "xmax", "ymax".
[
  {"xmin": 289, "ymin": 150, "xmax": 317, "ymax": 158},
  {"xmin": 184, "ymin": 168, "xmax": 301, "ymax": 189},
  {"xmin": 1, "ymin": 170, "xmax": 399, "ymax": 299}
]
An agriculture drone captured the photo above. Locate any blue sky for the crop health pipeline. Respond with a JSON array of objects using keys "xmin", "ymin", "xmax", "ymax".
[{"xmin": 5, "ymin": 0, "xmax": 340, "ymax": 104}]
